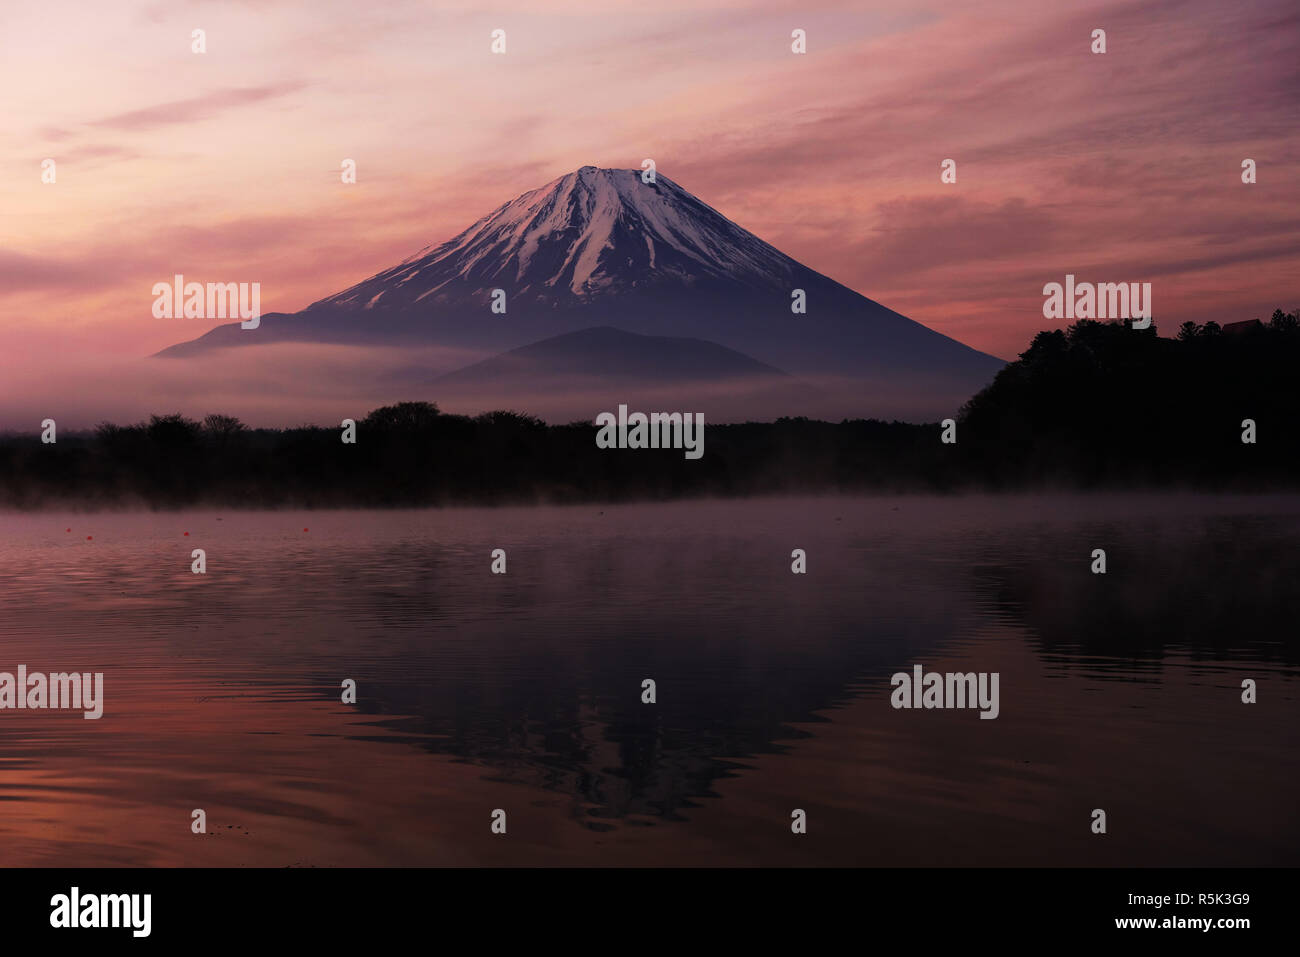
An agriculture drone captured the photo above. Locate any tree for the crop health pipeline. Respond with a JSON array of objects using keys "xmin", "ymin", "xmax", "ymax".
[
  {"xmin": 203, "ymin": 414, "xmax": 248, "ymax": 440},
  {"xmin": 361, "ymin": 401, "xmax": 442, "ymax": 431},
  {"xmin": 474, "ymin": 410, "xmax": 545, "ymax": 430},
  {"xmin": 147, "ymin": 413, "xmax": 201, "ymax": 446},
  {"xmin": 1268, "ymin": 309, "xmax": 1298, "ymax": 332}
]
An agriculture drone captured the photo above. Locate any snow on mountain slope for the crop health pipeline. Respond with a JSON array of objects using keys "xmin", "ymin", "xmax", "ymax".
[{"xmin": 316, "ymin": 166, "xmax": 798, "ymax": 311}]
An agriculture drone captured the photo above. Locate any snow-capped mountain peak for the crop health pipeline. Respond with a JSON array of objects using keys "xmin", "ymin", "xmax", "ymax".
[{"xmin": 317, "ymin": 166, "xmax": 798, "ymax": 311}]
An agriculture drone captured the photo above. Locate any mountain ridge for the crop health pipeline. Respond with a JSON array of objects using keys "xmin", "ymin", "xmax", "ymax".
[{"xmin": 432, "ymin": 326, "xmax": 790, "ymax": 385}]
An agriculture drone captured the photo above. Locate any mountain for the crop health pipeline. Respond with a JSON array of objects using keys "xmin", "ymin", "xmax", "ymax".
[
  {"xmin": 420, "ymin": 326, "xmax": 819, "ymax": 421},
  {"xmin": 433, "ymin": 326, "xmax": 788, "ymax": 385},
  {"xmin": 157, "ymin": 166, "xmax": 1004, "ymax": 418}
]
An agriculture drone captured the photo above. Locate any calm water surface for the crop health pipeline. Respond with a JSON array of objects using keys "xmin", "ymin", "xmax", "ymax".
[{"xmin": 0, "ymin": 495, "xmax": 1296, "ymax": 866}]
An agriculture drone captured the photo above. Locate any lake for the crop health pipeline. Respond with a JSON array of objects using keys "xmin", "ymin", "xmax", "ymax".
[{"xmin": 1, "ymin": 494, "xmax": 1296, "ymax": 866}]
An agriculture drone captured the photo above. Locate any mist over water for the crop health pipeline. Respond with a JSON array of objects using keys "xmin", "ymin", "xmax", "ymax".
[{"xmin": 0, "ymin": 494, "xmax": 1296, "ymax": 866}]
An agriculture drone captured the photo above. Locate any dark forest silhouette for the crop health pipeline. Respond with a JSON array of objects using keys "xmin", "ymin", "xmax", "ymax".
[{"xmin": 2, "ymin": 311, "xmax": 1297, "ymax": 507}]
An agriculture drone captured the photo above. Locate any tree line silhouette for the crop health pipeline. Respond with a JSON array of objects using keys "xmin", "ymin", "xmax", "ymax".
[{"xmin": 2, "ymin": 310, "xmax": 1296, "ymax": 507}]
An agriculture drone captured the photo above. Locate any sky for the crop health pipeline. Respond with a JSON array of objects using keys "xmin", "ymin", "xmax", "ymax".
[{"xmin": 1, "ymin": 0, "xmax": 1297, "ymax": 426}]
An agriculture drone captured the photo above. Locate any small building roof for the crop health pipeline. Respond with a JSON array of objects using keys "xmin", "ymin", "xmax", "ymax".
[{"xmin": 1222, "ymin": 319, "xmax": 1263, "ymax": 334}]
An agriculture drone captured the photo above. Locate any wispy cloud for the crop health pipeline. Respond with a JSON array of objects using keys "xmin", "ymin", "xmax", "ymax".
[{"xmin": 90, "ymin": 81, "xmax": 309, "ymax": 131}]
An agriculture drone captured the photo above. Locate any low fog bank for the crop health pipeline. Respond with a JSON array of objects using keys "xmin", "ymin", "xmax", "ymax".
[{"xmin": 0, "ymin": 342, "xmax": 978, "ymax": 431}]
